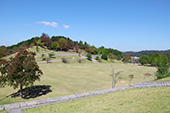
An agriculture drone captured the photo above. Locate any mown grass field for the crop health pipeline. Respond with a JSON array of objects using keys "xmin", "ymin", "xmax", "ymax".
[
  {"xmin": 0, "ymin": 63, "xmax": 156, "ymax": 105},
  {"xmin": 23, "ymin": 87, "xmax": 170, "ymax": 113}
]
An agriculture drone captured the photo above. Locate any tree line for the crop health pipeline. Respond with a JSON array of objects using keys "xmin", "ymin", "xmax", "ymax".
[
  {"xmin": 0, "ymin": 33, "xmax": 122, "ymax": 59},
  {"xmin": 139, "ymin": 53, "xmax": 170, "ymax": 79},
  {"xmin": 123, "ymin": 50, "xmax": 170, "ymax": 57}
]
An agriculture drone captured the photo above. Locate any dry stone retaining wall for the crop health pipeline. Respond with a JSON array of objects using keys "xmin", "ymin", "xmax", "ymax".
[{"xmin": 1, "ymin": 81, "xmax": 170, "ymax": 112}]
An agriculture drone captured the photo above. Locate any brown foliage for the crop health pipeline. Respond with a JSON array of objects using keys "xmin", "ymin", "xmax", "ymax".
[{"xmin": 0, "ymin": 50, "xmax": 43, "ymax": 96}]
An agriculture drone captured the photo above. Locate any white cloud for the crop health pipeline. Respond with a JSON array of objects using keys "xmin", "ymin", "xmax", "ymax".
[
  {"xmin": 63, "ymin": 24, "xmax": 70, "ymax": 29},
  {"xmin": 36, "ymin": 21, "xmax": 58, "ymax": 28}
]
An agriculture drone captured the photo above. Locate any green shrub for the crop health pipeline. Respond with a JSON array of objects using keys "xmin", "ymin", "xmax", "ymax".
[
  {"xmin": 41, "ymin": 54, "xmax": 45, "ymax": 57},
  {"xmin": 86, "ymin": 53, "xmax": 92, "ymax": 60},
  {"xmin": 62, "ymin": 57, "xmax": 68, "ymax": 63},
  {"xmin": 41, "ymin": 54, "xmax": 46, "ymax": 61},
  {"xmin": 49, "ymin": 53, "xmax": 55, "ymax": 58},
  {"xmin": 155, "ymin": 61, "xmax": 170, "ymax": 79},
  {"xmin": 77, "ymin": 59, "xmax": 82, "ymax": 63},
  {"xmin": 95, "ymin": 56, "xmax": 99, "ymax": 60},
  {"xmin": 117, "ymin": 56, "xmax": 121, "ymax": 60},
  {"xmin": 101, "ymin": 54, "xmax": 107, "ymax": 60}
]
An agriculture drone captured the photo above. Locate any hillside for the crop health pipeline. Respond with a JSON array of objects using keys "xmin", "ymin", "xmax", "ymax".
[
  {"xmin": 0, "ymin": 33, "xmax": 122, "ymax": 59},
  {"xmin": 123, "ymin": 49, "xmax": 170, "ymax": 57}
]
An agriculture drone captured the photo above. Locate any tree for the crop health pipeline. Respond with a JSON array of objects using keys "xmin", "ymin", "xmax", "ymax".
[
  {"xmin": 168, "ymin": 54, "xmax": 170, "ymax": 63},
  {"xmin": 84, "ymin": 42, "xmax": 89, "ymax": 49},
  {"xmin": 51, "ymin": 42, "xmax": 59, "ymax": 50},
  {"xmin": 108, "ymin": 53, "xmax": 116, "ymax": 61},
  {"xmin": 111, "ymin": 64, "xmax": 122, "ymax": 88},
  {"xmin": 58, "ymin": 38, "xmax": 68, "ymax": 47},
  {"xmin": 78, "ymin": 40, "xmax": 84, "ymax": 49},
  {"xmin": 0, "ymin": 46, "xmax": 7, "ymax": 58},
  {"xmin": 117, "ymin": 56, "xmax": 121, "ymax": 60},
  {"xmin": 36, "ymin": 39, "xmax": 41, "ymax": 46},
  {"xmin": 61, "ymin": 42, "xmax": 68, "ymax": 51},
  {"xmin": 75, "ymin": 45, "xmax": 79, "ymax": 53},
  {"xmin": 101, "ymin": 53, "xmax": 108, "ymax": 60},
  {"xmin": 86, "ymin": 53, "xmax": 92, "ymax": 60},
  {"xmin": 41, "ymin": 33, "xmax": 52, "ymax": 48},
  {"xmin": 139, "ymin": 55, "xmax": 150, "ymax": 65},
  {"xmin": 155, "ymin": 61, "xmax": 170, "ymax": 79},
  {"xmin": 0, "ymin": 50, "xmax": 43, "ymax": 97},
  {"xmin": 164, "ymin": 54, "xmax": 169, "ymax": 64},
  {"xmin": 123, "ymin": 54, "xmax": 132, "ymax": 63}
]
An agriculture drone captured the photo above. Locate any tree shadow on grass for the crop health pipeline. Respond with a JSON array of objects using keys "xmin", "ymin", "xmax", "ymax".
[{"xmin": 10, "ymin": 85, "xmax": 52, "ymax": 99}]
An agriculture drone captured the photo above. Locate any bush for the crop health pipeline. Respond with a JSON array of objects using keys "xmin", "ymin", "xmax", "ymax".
[
  {"xmin": 41, "ymin": 54, "xmax": 45, "ymax": 57},
  {"xmin": 49, "ymin": 53, "xmax": 55, "ymax": 58},
  {"xmin": 117, "ymin": 56, "xmax": 121, "ymax": 60},
  {"xmin": 155, "ymin": 61, "xmax": 170, "ymax": 79},
  {"xmin": 86, "ymin": 53, "xmax": 92, "ymax": 60},
  {"xmin": 139, "ymin": 55, "xmax": 150, "ymax": 65},
  {"xmin": 77, "ymin": 59, "xmax": 82, "ymax": 63},
  {"xmin": 42, "ymin": 57, "xmax": 46, "ymax": 61},
  {"xmin": 95, "ymin": 56, "xmax": 99, "ymax": 60},
  {"xmin": 62, "ymin": 57, "xmax": 68, "ymax": 63},
  {"xmin": 101, "ymin": 54, "xmax": 107, "ymax": 60},
  {"xmin": 41, "ymin": 54, "xmax": 45, "ymax": 61}
]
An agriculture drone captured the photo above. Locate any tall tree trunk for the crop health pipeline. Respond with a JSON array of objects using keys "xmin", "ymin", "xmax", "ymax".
[{"xmin": 20, "ymin": 85, "xmax": 23, "ymax": 98}]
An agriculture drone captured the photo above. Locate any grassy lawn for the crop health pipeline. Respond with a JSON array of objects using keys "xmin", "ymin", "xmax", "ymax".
[
  {"xmin": 0, "ymin": 63, "xmax": 156, "ymax": 105},
  {"xmin": 23, "ymin": 87, "xmax": 170, "ymax": 113},
  {"xmin": 156, "ymin": 76, "xmax": 170, "ymax": 82}
]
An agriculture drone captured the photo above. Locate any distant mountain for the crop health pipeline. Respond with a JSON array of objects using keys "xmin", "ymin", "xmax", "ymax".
[{"xmin": 122, "ymin": 50, "xmax": 170, "ymax": 57}]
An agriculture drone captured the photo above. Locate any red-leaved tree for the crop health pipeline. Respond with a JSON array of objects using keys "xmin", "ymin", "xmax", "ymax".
[{"xmin": 0, "ymin": 50, "xmax": 43, "ymax": 97}]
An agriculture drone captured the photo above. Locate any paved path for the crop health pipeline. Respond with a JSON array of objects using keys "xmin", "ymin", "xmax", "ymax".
[
  {"xmin": 1, "ymin": 81, "xmax": 170, "ymax": 112},
  {"xmin": 91, "ymin": 59, "xmax": 98, "ymax": 63},
  {"xmin": 36, "ymin": 53, "xmax": 78, "ymax": 56}
]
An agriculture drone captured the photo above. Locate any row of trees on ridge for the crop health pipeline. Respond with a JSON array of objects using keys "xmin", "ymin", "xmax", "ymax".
[{"xmin": 0, "ymin": 33, "xmax": 122, "ymax": 60}]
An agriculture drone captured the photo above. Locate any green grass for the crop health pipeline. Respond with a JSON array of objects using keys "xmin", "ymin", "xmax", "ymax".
[
  {"xmin": 35, "ymin": 55, "xmax": 80, "ymax": 62},
  {"xmin": 23, "ymin": 87, "xmax": 170, "ymax": 113},
  {"xmin": 156, "ymin": 76, "xmax": 170, "ymax": 82},
  {"xmin": 0, "ymin": 63, "xmax": 156, "ymax": 105}
]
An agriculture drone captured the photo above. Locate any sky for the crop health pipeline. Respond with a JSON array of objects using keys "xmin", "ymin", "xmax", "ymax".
[{"xmin": 0, "ymin": 0, "xmax": 170, "ymax": 52}]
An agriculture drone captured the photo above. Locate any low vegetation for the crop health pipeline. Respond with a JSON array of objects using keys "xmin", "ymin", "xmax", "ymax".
[{"xmin": 24, "ymin": 87, "xmax": 170, "ymax": 113}]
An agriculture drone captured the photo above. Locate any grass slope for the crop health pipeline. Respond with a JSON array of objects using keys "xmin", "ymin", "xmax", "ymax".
[
  {"xmin": 24, "ymin": 87, "xmax": 170, "ymax": 113},
  {"xmin": 0, "ymin": 63, "xmax": 156, "ymax": 105},
  {"xmin": 27, "ymin": 46, "xmax": 77, "ymax": 54}
]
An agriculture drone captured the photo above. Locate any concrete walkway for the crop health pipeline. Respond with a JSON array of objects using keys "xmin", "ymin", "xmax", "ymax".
[
  {"xmin": 36, "ymin": 53, "xmax": 78, "ymax": 56},
  {"xmin": 91, "ymin": 59, "xmax": 98, "ymax": 63}
]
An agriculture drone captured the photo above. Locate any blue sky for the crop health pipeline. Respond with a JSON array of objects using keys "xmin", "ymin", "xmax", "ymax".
[{"xmin": 0, "ymin": 0, "xmax": 170, "ymax": 51}]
